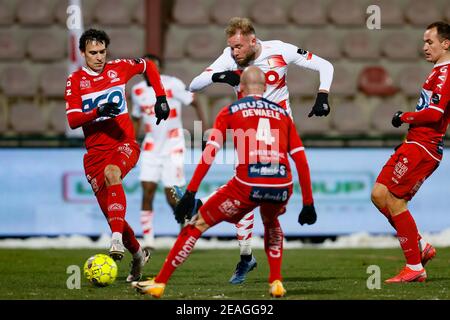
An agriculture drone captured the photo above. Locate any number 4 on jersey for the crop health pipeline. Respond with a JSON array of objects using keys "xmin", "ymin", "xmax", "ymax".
[{"xmin": 256, "ymin": 118, "xmax": 275, "ymax": 145}]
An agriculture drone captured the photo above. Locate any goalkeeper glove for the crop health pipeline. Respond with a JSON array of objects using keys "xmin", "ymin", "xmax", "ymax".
[
  {"xmin": 97, "ymin": 102, "xmax": 121, "ymax": 118},
  {"xmin": 298, "ymin": 204, "xmax": 317, "ymax": 226},
  {"xmin": 173, "ymin": 190, "xmax": 197, "ymax": 224},
  {"xmin": 391, "ymin": 111, "xmax": 403, "ymax": 128},
  {"xmin": 308, "ymin": 92, "xmax": 330, "ymax": 117},
  {"xmin": 154, "ymin": 96, "xmax": 170, "ymax": 125},
  {"xmin": 212, "ymin": 71, "xmax": 241, "ymax": 87}
]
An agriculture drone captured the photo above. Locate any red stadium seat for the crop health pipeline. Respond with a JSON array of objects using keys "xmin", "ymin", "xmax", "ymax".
[
  {"xmin": 405, "ymin": 0, "xmax": 441, "ymax": 27},
  {"xmin": 328, "ymin": 0, "xmax": 365, "ymax": 26},
  {"xmin": 39, "ymin": 64, "xmax": 67, "ymax": 98},
  {"xmin": 303, "ymin": 31, "xmax": 342, "ymax": 60},
  {"xmin": 210, "ymin": 0, "xmax": 245, "ymax": 25},
  {"xmin": 173, "ymin": 0, "xmax": 210, "ymax": 25},
  {"xmin": 185, "ymin": 30, "xmax": 223, "ymax": 61},
  {"xmin": 358, "ymin": 66, "xmax": 398, "ymax": 97},
  {"xmin": 94, "ymin": 0, "xmax": 132, "ymax": 26},
  {"xmin": 10, "ymin": 102, "xmax": 47, "ymax": 134},
  {"xmin": 1, "ymin": 65, "xmax": 37, "ymax": 98},
  {"xmin": 0, "ymin": 0, "xmax": 15, "ymax": 26},
  {"xmin": 249, "ymin": 0, "xmax": 287, "ymax": 26},
  {"xmin": 0, "ymin": 32, "xmax": 25, "ymax": 61},
  {"xmin": 330, "ymin": 101, "xmax": 371, "ymax": 135},
  {"xmin": 371, "ymin": 99, "xmax": 408, "ymax": 135},
  {"xmin": 342, "ymin": 31, "xmax": 380, "ymax": 60},
  {"xmin": 397, "ymin": 64, "xmax": 430, "ymax": 98},
  {"xmin": 163, "ymin": 26, "xmax": 188, "ymax": 61},
  {"xmin": 289, "ymin": 0, "xmax": 327, "ymax": 26},
  {"xmin": 381, "ymin": 32, "xmax": 420, "ymax": 60},
  {"xmin": 26, "ymin": 30, "xmax": 66, "ymax": 62},
  {"xmin": 16, "ymin": 0, "xmax": 55, "ymax": 26},
  {"xmin": 370, "ymin": 0, "xmax": 404, "ymax": 26}
]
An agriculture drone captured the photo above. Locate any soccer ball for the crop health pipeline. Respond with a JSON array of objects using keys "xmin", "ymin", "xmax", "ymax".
[{"xmin": 83, "ymin": 254, "xmax": 118, "ymax": 287}]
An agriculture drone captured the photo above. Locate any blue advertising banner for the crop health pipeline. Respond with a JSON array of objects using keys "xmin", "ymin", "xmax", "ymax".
[{"xmin": 0, "ymin": 148, "xmax": 449, "ymax": 237}]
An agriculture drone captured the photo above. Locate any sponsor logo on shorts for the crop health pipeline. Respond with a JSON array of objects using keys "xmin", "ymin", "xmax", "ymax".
[
  {"xmin": 218, "ymin": 198, "xmax": 240, "ymax": 217},
  {"xmin": 394, "ymin": 161, "xmax": 408, "ymax": 179},
  {"xmin": 250, "ymin": 187, "xmax": 289, "ymax": 203},
  {"xmin": 108, "ymin": 203, "xmax": 124, "ymax": 211}
]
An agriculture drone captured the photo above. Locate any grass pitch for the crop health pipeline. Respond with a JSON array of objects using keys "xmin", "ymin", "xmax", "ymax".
[{"xmin": 0, "ymin": 247, "xmax": 449, "ymax": 300}]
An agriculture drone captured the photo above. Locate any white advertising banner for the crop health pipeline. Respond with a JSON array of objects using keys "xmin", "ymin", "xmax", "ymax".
[{"xmin": 1, "ymin": 148, "xmax": 449, "ymax": 237}]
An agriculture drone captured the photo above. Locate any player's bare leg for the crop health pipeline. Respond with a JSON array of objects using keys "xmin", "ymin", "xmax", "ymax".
[
  {"xmin": 230, "ymin": 211, "xmax": 257, "ymax": 284},
  {"xmin": 371, "ymin": 183, "xmax": 435, "ymax": 267},
  {"xmin": 140, "ymin": 181, "xmax": 157, "ymax": 251}
]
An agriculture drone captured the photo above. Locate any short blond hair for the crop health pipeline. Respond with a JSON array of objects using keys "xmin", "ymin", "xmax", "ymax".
[{"xmin": 225, "ymin": 17, "xmax": 255, "ymax": 38}]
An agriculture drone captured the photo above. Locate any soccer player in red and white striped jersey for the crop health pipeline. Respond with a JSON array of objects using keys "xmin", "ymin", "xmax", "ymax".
[
  {"xmin": 64, "ymin": 29, "xmax": 170, "ymax": 282},
  {"xmin": 371, "ymin": 22, "xmax": 450, "ymax": 283},
  {"xmin": 133, "ymin": 66, "xmax": 315, "ymax": 298}
]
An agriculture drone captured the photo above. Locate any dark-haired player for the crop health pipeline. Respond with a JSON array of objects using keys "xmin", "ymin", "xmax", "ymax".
[{"xmin": 64, "ymin": 29, "xmax": 170, "ymax": 282}]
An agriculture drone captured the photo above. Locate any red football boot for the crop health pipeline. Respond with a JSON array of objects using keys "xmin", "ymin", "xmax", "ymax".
[
  {"xmin": 385, "ymin": 266, "xmax": 427, "ymax": 283},
  {"xmin": 421, "ymin": 243, "xmax": 436, "ymax": 267}
]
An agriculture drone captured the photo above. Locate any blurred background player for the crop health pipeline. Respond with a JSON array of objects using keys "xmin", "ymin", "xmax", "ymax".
[
  {"xmin": 188, "ymin": 17, "xmax": 333, "ymax": 283},
  {"xmin": 371, "ymin": 22, "xmax": 450, "ymax": 283},
  {"xmin": 133, "ymin": 66, "xmax": 315, "ymax": 298},
  {"xmin": 131, "ymin": 54, "xmax": 207, "ymax": 251},
  {"xmin": 64, "ymin": 29, "xmax": 170, "ymax": 282}
]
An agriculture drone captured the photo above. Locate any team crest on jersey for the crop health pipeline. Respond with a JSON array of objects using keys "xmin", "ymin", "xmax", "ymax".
[
  {"xmin": 80, "ymin": 79, "xmax": 91, "ymax": 89},
  {"xmin": 107, "ymin": 70, "xmax": 118, "ymax": 79}
]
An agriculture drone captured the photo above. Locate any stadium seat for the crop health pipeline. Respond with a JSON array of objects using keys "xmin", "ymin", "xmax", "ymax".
[
  {"xmin": 371, "ymin": 99, "xmax": 408, "ymax": 135},
  {"xmin": 303, "ymin": 31, "xmax": 342, "ymax": 60},
  {"xmin": 39, "ymin": 64, "xmax": 67, "ymax": 98},
  {"xmin": 185, "ymin": 30, "xmax": 223, "ymax": 61},
  {"xmin": 54, "ymin": 0, "xmax": 94, "ymax": 26},
  {"xmin": 381, "ymin": 32, "xmax": 420, "ymax": 60},
  {"xmin": 358, "ymin": 66, "xmax": 398, "ymax": 97},
  {"xmin": 10, "ymin": 102, "xmax": 47, "ymax": 134},
  {"xmin": 94, "ymin": 0, "xmax": 132, "ymax": 26},
  {"xmin": 327, "ymin": 0, "xmax": 365, "ymax": 26},
  {"xmin": 330, "ymin": 64, "xmax": 358, "ymax": 97},
  {"xmin": 369, "ymin": 0, "xmax": 404, "ymax": 26},
  {"xmin": 107, "ymin": 28, "xmax": 144, "ymax": 59},
  {"xmin": 404, "ymin": 0, "xmax": 441, "ymax": 26},
  {"xmin": 342, "ymin": 31, "xmax": 379, "ymax": 60},
  {"xmin": 0, "ymin": 65, "xmax": 37, "ymax": 98},
  {"xmin": 289, "ymin": 0, "xmax": 327, "ymax": 26},
  {"xmin": 286, "ymin": 68, "xmax": 320, "ymax": 98},
  {"xmin": 0, "ymin": 105, "xmax": 8, "ymax": 133},
  {"xmin": 248, "ymin": 0, "xmax": 287, "ymax": 26},
  {"xmin": 162, "ymin": 62, "xmax": 196, "ymax": 88},
  {"xmin": 48, "ymin": 100, "xmax": 68, "ymax": 134},
  {"xmin": 163, "ymin": 26, "xmax": 189, "ymax": 61},
  {"xmin": 16, "ymin": 0, "xmax": 55, "ymax": 26},
  {"xmin": 330, "ymin": 101, "xmax": 371, "ymax": 135},
  {"xmin": 265, "ymin": 29, "xmax": 300, "ymax": 46},
  {"xmin": 397, "ymin": 64, "xmax": 430, "ymax": 98},
  {"xmin": 210, "ymin": 0, "xmax": 246, "ymax": 25},
  {"xmin": 172, "ymin": 0, "xmax": 210, "ymax": 25},
  {"xmin": 133, "ymin": 0, "xmax": 145, "ymax": 25},
  {"xmin": 0, "ymin": 32, "xmax": 26, "ymax": 61},
  {"xmin": 292, "ymin": 102, "xmax": 332, "ymax": 135},
  {"xmin": 26, "ymin": 31, "xmax": 66, "ymax": 62},
  {"xmin": 0, "ymin": 0, "xmax": 15, "ymax": 26}
]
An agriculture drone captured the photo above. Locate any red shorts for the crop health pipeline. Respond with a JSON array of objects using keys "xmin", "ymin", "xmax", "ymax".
[
  {"xmin": 376, "ymin": 143, "xmax": 439, "ymax": 201},
  {"xmin": 199, "ymin": 177, "xmax": 293, "ymax": 227},
  {"xmin": 83, "ymin": 141, "xmax": 140, "ymax": 195}
]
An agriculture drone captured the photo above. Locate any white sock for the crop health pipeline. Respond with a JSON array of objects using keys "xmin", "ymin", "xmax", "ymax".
[
  {"xmin": 141, "ymin": 210, "xmax": 154, "ymax": 246},
  {"xmin": 407, "ymin": 263, "xmax": 423, "ymax": 271},
  {"xmin": 236, "ymin": 211, "xmax": 254, "ymax": 256},
  {"xmin": 112, "ymin": 232, "xmax": 122, "ymax": 242}
]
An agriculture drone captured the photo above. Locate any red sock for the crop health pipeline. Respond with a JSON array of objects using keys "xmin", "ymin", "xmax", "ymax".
[
  {"xmin": 155, "ymin": 224, "xmax": 202, "ymax": 284},
  {"xmin": 380, "ymin": 207, "xmax": 396, "ymax": 229},
  {"xmin": 123, "ymin": 221, "xmax": 140, "ymax": 254},
  {"xmin": 264, "ymin": 219, "xmax": 283, "ymax": 283},
  {"xmin": 391, "ymin": 210, "xmax": 421, "ymax": 265},
  {"xmin": 106, "ymin": 184, "xmax": 126, "ymax": 233}
]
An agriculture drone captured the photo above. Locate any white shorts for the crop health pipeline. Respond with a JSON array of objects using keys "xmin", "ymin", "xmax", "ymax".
[{"xmin": 139, "ymin": 151, "xmax": 186, "ymax": 187}]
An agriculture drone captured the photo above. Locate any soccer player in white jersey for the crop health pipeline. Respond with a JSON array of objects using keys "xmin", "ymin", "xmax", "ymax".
[
  {"xmin": 131, "ymin": 54, "xmax": 207, "ymax": 251},
  {"xmin": 189, "ymin": 17, "xmax": 334, "ymax": 284}
]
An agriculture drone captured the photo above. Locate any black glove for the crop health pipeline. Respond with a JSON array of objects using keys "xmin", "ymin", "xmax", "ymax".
[
  {"xmin": 298, "ymin": 204, "xmax": 317, "ymax": 226},
  {"xmin": 308, "ymin": 92, "xmax": 330, "ymax": 117},
  {"xmin": 97, "ymin": 102, "xmax": 121, "ymax": 118},
  {"xmin": 212, "ymin": 71, "xmax": 241, "ymax": 87},
  {"xmin": 173, "ymin": 190, "xmax": 196, "ymax": 224},
  {"xmin": 392, "ymin": 111, "xmax": 403, "ymax": 128},
  {"xmin": 154, "ymin": 96, "xmax": 170, "ymax": 125}
]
